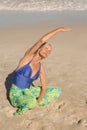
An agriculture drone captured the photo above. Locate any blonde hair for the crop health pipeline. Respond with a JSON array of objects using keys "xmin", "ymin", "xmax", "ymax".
[{"xmin": 35, "ymin": 42, "xmax": 52, "ymax": 55}]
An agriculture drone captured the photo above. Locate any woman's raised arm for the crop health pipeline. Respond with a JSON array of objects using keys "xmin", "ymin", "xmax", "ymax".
[{"xmin": 24, "ymin": 27, "xmax": 71, "ymax": 56}]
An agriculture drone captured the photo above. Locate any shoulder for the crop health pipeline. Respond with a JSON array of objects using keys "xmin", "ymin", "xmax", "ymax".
[{"xmin": 16, "ymin": 54, "xmax": 34, "ymax": 70}]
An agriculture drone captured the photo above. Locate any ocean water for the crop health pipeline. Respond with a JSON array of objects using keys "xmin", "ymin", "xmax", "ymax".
[
  {"xmin": 0, "ymin": 11, "xmax": 87, "ymax": 28},
  {"xmin": 0, "ymin": 0, "xmax": 87, "ymax": 27},
  {"xmin": 0, "ymin": 0, "xmax": 87, "ymax": 11}
]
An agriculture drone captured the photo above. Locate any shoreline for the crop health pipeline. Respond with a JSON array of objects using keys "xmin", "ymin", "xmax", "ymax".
[{"xmin": 0, "ymin": 10, "xmax": 87, "ymax": 28}]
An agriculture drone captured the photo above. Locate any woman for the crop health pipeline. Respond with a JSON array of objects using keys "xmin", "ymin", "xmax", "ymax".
[{"xmin": 9, "ymin": 27, "xmax": 71, "ymax": 115}]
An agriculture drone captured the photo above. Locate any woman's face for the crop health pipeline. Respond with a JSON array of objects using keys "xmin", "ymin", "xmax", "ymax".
[{"xmin": 39, "ymin": 45, "xmax": 52, "ymax": 58}]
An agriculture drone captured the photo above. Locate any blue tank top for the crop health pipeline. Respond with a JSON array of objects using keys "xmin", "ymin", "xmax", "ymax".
[{"xmin": 13, "ymin": 60, "xmax": 41, "ymax": 89}]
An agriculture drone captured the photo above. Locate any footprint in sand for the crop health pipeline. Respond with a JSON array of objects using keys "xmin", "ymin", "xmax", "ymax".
[
  {"xmin": 20, "ymin": 119, "xmax": 32, "ymax": 128},
  {"xmin": 76, "ymin": 118, "xmax": 87, "ymax": 128},
  {"xmin": 24, "ymin": 120, "xmax": 32, "ymax": 128},
  {"xmin": 24, "ymin": 120, "xmax": 41, "ymax": 129},
  {"xmin": 64, "ymin": 114, "xmax": 84, "ymax": 126},
  {"xmin": 81, "ymin": 119, "xmax": 87, "ymax": 128},
  {"xmin": 57, "ymin": 101, "xmax": 66, "ymax": 110}
]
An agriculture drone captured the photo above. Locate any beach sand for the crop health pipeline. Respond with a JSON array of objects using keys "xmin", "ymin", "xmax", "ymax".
[{"xmin": 0, "ymin": 12, "xmax": 87, "ymax": 130}]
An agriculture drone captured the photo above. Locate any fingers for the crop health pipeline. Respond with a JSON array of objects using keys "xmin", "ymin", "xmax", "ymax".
[{"xmin": 59, "ymin": 27, "xmax": 72, "ymax": 32}]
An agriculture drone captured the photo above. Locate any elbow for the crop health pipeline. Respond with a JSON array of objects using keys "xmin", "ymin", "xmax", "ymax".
[
  {"xmin": 40, "ymin": 37, "xmax": 47, "ymax": 43},
  {"xmin": 40, "ymin": 39, "xmax": 44, "ymax": 43}
]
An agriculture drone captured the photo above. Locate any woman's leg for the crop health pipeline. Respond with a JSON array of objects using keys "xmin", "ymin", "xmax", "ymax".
[
  {"xmin": 9, "ymin": 85, "xmax": 61, "ymax": 115},
  {"xmin": 9, "ymin": 84, "xmax": 40, "ymax": 115},
  {"xmin": 39, "ymin": 86, "xmax": 62, "ymax": 106}
]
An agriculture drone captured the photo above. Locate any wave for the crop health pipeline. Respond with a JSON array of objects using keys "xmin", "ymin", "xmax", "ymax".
[{"xmin": 0, "ymin": 0, "xmax": 87, "ymax": 11}]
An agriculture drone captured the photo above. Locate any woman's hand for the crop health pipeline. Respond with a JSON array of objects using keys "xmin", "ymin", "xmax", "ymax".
[{"xmin": 58, "ymin": 27, "xmax": 72, "ymax": 32}]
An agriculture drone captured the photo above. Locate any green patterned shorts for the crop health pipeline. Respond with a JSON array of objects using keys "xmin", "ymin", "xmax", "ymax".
[{"xmin": 9, "ymin": 84, "xmax": 62, "ymax": 115}]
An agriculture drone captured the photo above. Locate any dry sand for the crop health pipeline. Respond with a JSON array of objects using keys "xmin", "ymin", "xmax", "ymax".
[{"xmin": 0, "ymin": 25, "xmax": 87, "ymax": 130}]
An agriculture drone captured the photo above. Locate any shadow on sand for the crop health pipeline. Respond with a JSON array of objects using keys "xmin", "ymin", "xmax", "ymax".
[{"xmin": 5, "ymin": 71, "xmax": 14, "ymax": 101}]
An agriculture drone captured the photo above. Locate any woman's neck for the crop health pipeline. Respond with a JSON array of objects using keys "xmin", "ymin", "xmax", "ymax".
[{"xmin": 32, "ymin": 53, "xmax": 43, "ymax": 64}]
